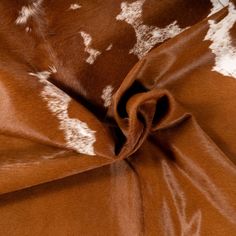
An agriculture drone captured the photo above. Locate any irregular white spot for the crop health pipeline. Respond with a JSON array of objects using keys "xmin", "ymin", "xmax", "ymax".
[
  {"xmin": 116, "ymin": 0, "xmax": 186, "ymax": 59},
  {"xmin": 42, "ymin": 150, "xmax": 68, "ymax": 160},
  {"xmin": 204, "ymin": 2, "xmax": 236, "ymax": 79},
  {"xmin": 106, "ymin": 44, "xmax": 113, "ymax": 51},
  {"xmin": 25, "ymin": 26, "xmax": 32, "ymax": 32},
  {"xmin": 49, "ymin": 65, "xmax": 57, "ymax": 74},
  {"xmin": 80, "ymin": 31, "xmax": 101, "ymax": 64},
  {"xmin": 29, "ymin": 70, "xmax": 51, "ymax": 80},
  {"xmin": 69, "ymin": 3, "xmax": 81, "ymax": 10},
  {"xmin": 1, "ymin": 161, "xmax": 41, "ymax": 170},
  {"xmin": 16, "ymin": 6, "xmax": 36, "ymax": 24},
  {"xmin": 219, "ymin": 0, "xmax": 229, "ymax": 5},
  {"xmin": 208, "ymin": 0, "xmax": 228, "ymax": 17},
  {"xmin": 16, "ymin": 0, "xmax": 43, "ymax": 25},
  {"xmin": 101, "ymin": 85, "xmax": 114, "ymax": 107},
  {"xmin": 29, "ymin": 67, "xmax": 96, "ymax": 156}
]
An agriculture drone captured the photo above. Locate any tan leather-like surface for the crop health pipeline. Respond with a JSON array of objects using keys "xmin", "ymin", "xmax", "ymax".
[{"xmin": 0, "ymin": 0, "xmax": 236, "ymax": 235}]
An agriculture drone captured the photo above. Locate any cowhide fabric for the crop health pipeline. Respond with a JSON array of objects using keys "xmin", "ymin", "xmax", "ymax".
[{"xmin": 0, "ymin": 0, "xmax": 236, "ymax": 235}]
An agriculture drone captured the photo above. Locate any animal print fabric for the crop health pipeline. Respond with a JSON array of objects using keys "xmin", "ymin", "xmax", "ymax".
[{"xmin": 0, "ymin": 0, "xmax": 236, "ymax": 235}]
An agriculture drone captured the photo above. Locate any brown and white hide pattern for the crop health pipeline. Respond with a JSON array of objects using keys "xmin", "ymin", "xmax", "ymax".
[
  {"xmin": 1, "ymin": 0, "xmax": 236, "ymax": 235},
  {"xmin": 0, "ymin": 0, "xmax": 215, "ymax": 156}
]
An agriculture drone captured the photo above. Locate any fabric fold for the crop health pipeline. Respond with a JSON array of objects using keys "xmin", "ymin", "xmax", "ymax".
[{"xmin": 1, "ymin": 1, "xmax": 236, "ymax": 235}]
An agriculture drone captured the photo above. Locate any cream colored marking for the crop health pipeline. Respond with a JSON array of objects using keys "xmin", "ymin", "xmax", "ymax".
[
  {"xmin": 80, "ymin": 31, "xmax": 101, "ymax": 64},
  {"xmin": 69, "ymin": 3, "xmax": 81, "ymax": 10},
  {"xmin": 106, "ymin": 44, "xmax": 113, "ymax": 51},
  {"xmin": 101, "ymin": 85, "xmax": 114, "ymax": 107},
  {"xmin": 116, "ymin": 0, "xmax": 186, "ymax": 59},
  {"xmin": 42, "ymin": 150, "xmax": 68, "ymax": 160},
  {"xmin": 49, "ymin": 65, "xmax": 57, "ymax": 74},
  {"xmin": 29, "ymin": 67, "xmax": 96, "ymax": 156},
  {"xmin": 219, "ymin": 0, "xmax": 229, "ymax": 5},
  {"xmin": 16, "ymin": 0, "xmax": 43, "ymax": 25},
  {"xmin": 205, "ymin": 2, "xmax": 236, "ymax": 79},
  {"xmin": 25, "ymin": 26, "xmax": 32, "ymax": 32},
  {"xmin": 1, "ymin": 161, "xmax": 41, "ymax": 170},
  {"xmin": 208, "ymin": 0, "xmax": 228, "ymax": 16}
]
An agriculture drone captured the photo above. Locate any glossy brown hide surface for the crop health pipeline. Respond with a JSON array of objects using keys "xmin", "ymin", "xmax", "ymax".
[{"xmin": 0, "ymin": 0, "xmax": 236, "ymax": 235}]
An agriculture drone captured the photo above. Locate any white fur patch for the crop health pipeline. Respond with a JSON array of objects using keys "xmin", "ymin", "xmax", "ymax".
[
  {"xmin": 116, "ymin": 0, "xmax": 186, "ymax": 59},
  {"xmin": 219, "ymin": 0, "xmax": 229, "ymax": 5},
  {"xmin": 29, "ymin": 70, "xmax": 51, "ymax": 80},
  {"xmin": 29, "ymin": 67, "xmax": 96, "ymax": 156},
  {"xmin": 49, "ymin": 65, "xmax": 57, "ymax": 74},
  {"xmin": 208, "ymin": 0, "xmax": 228, "ymax": 17},
  {"xmin": 69, "ymin": 3, "xmax": 81, "ymax": 10},
  {"xmin": 101, "ymin": 85, "xmax": 114, "ymax": 107},
  {"xmin": 80, "ymin": 31, "xmax": 101, "ymax": 64},
  {"xmin": 16, "ymin": 0, "xmax": 43, "ymax": 25},
  {"xmin": 106, "ymin": 44, "xmax": 113, "ymax": 51},
  {"xmin": 205, "ymin": 2, "xmax": 236, "ymax": 79},
  {"xmin": 25, "ymin": 26, "xmax": 32, "ymax": 32}
]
